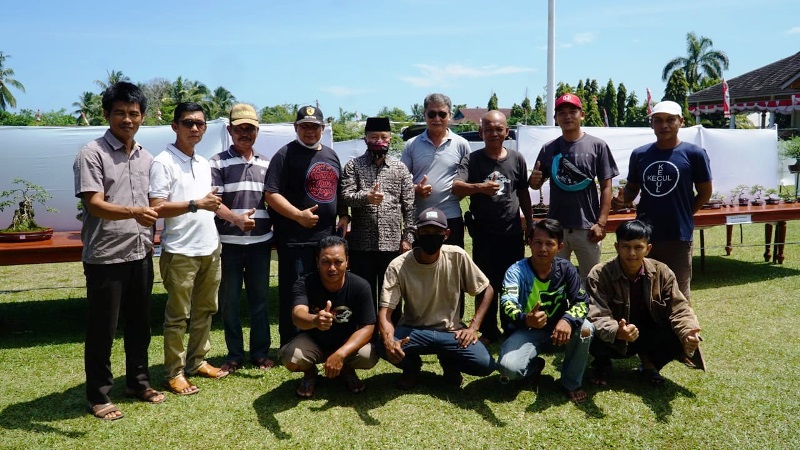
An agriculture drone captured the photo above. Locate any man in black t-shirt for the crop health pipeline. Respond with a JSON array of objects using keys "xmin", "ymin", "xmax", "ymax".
[
  {"xmin": 264, "ymin": 105, "xmax": 350, "ymax": 346},
  {"xmin": 278, "ymin": 236, "xmax": 378, "ymax": 398},
  {"xmin": 452, "ymin": 110, "xmax": 532, "ymax": 343}
]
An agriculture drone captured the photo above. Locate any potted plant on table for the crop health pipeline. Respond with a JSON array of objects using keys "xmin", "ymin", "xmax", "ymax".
[
  {"xmin": 730, "ymin": 184, "xmax": 749, "ymax": 206},
  {"xmin": 0, "ymin": 178, "xmax": 58, "ymax": 242},
  {"xmin": 779, "ymin": 136, "xmax": 800, "ymax": 172},
  {"xmin": 749, "ymin": 185, "xmax": 766, "ymax": 206},
  {"xmin": 764, "ymin": 188, "xmax": 781, "ymax": 205}
]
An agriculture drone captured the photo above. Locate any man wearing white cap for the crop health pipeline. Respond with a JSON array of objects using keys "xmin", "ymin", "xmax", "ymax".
[
  {"xmin": 612, "ymin": 100, "xmax": 713, "ymax": 300},
  {"xmin": 529, "ymin": 93, "xmax": 618, "ymax": 284}
]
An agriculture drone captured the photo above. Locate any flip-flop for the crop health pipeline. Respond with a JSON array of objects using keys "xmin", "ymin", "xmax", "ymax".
[
  {"xmin": 220, "ymin": 361, "xmax": 242, "ymax": 373},
  {"xmin": 90, "ymin": 402, "xmax": 124, "ymax": 421},
  {"xmin": 252, "ymin": 357, "xmax": 274, "ymax": 370},
  {"xmin": 125, "ymin": 387, "xmax": 166, "ymax": 404},
  {"xmin": 296, "ymin": 375, "xmax": 316, "ymax": 398},
  {"xmin": 561, "ymin": 385, "xmax": 589, "ymax": 404}
]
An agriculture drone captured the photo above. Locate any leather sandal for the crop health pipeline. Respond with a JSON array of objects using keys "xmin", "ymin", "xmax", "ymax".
[
  {"xmin": 165, "ymin": 374, "xmax": 199, "ymax": 395},
  {"xmin": 193, "ymin": 362, "xmax": 229, "ymax": 379}
]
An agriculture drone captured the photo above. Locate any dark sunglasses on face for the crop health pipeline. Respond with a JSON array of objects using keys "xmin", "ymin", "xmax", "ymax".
[
  {"xmin": 426, "ymin": 110, "xmax": 448, "ymax": 119},
  {"xmin": 180, "ymin": 119, "xmax": 207, "ymax": 129}
]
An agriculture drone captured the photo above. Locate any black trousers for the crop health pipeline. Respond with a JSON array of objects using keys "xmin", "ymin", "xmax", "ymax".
[
  {"xmin": 349, "ymin": 249, "xmax": 401, "ymax": 323},
  {"xmin": 590, "ymin": 323, "xmax": 683, "ymax": 371},
  {"xmin": 84, "ymin": 254, "xmax": 154, "ymax": 405},
  {"xmin": 471, "ymin": 230, "xmax": 525, "ymax": 341},
  {"xmin": 276, "ymin": 242, "xmax": 317, "ymax": 347}
]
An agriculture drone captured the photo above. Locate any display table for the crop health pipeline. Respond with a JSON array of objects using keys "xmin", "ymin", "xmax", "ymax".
[{"xmin": 605, "ymin": 203, "xmax": 800, "ymax": 269}]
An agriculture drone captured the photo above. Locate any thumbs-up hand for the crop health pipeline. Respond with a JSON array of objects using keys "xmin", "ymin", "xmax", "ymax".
[
  {"xmin": 236, "ymin": 208, "xmax": 256, "ymax": 231},
  {"xmin": 524, "ymin": 303, "xmax": 548, "ymax": 329},
  {"xmin": 482, "ymin": 173, "xmax": 501, "ymax": 196},
  {"xmin": 683, "ymin": 327, "xmax": 701, "ymax": 356},
  {"xmin": 367, "ymin": 182, "xmax": 385, "ymax": 205},
  {"xmin": 529, "ymin": 161, "xmax": 544, "ymax": 189},
  {"xmin": 616, "ymin": 318, "xmax": 639, "ymax": 342},
  {"xmin": 314, "ymin": 300, "xmax": 334, "ymax": 331},
  {"xmin": 199, "ymin": 187, "xmax": 222, "ymax": 212},
  {"xmin": 296, "ymin": 204, "xmax": 320, "ymax": 228},
  {"xmin": 416, "ymin": 175, "xmax": 432, "ymax": 198}
]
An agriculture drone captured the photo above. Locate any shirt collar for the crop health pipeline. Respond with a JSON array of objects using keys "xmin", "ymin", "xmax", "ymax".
[{"xmin": 103, "ymin": 129, "xmax": 141, "ymax": 154}]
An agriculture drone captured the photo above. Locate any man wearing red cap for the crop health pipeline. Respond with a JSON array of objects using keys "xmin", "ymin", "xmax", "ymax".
[{"xmin": 529, "ymin": 93, "xmax": 618, "ymax": 284}]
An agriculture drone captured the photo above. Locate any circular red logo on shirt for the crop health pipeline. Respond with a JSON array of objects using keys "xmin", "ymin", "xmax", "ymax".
[{"xmin": 306, "ymin": 162, "xmax": 338, "ymax": 203}]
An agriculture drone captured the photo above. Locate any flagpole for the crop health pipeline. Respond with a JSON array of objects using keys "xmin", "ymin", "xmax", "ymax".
[{"xmin": 545, "ymin": 0, "xmax": 555, "ymax": 126}]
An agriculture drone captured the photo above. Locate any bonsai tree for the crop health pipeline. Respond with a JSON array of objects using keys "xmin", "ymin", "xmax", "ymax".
[
  {"xmin": 730, "ymin": 184, "xmax": 749, "ymax": 205},
  {"xmin": 0, "ymin": 178, "xmax": 58, "ymax": 232},
  {"xmin": 779, "ymin": 136, "xmax": 800, "ymax": 161}
]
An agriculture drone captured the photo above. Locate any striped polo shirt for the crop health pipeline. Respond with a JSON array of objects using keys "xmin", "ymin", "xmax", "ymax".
[{"xmin": 210, "ymin": 146, "xmax": 273, "ymax": 245}]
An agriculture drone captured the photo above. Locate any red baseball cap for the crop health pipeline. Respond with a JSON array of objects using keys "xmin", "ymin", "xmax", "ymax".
[{"xmin": 555, "ymin": 94, "xmax": 582, "ymax": 110}]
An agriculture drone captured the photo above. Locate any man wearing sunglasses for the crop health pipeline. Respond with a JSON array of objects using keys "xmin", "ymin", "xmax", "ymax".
[
  {"xmin": 265, "ymin": 105, "xmax": 349, "ymax": 347},
  {"xmin": 401, "ymin": 93, "xmax": 471, "ymax": 248},
  {"xmin": 210, "ymin": 104, "xmax": 275, "ymax": 373},
  {"xmin": 150, "ymin": 102, "xmax": 228, "ymax": 396},
  {"xmin": 612, "ymin": 101, "xmax": 712, "ymax": 301},
  {"xmin": 529, "ymin": 93, "xmax": 618, "ymax": 285}
]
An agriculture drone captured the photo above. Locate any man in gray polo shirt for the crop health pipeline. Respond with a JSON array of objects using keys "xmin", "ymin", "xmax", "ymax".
[
  {"xmin": 210, "ymin": 104, "xmax": 275, "ymax": 372},
  {"xmin": 74, "ymin": 82, "xmax": 164, "ymax": 420}
]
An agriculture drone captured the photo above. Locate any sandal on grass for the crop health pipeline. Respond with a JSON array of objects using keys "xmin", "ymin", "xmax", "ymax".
[
  {"xmin": 165, "ymin": 374, "xmax": 199, "ymax": 396},
  {"xmin": 561, "ymin": 385, "xmax": 589, "ymax": 404},
  {"xmin": 125, "ymin": 387, "xmax": 165, "ymax": 404},
  {"xmin": 252, "ymin": 357, "xmax": 275, "ymax": 370},
  {"xmin": 296, "ymin": 373, "xmax": 317, "ymax": 398},
  {"xmin": 90, "ymin": 402, "xmax": 124, "ymax": 421},
  {"xmin": 340, "ymin": 368, "xmax": 365, "ymax": 393},
  {"xmin": 193, "ymin": 362, "xmax": 229, "ymax": 379},
  {"xmin": 638, "ymin": 366, "xmax": 665, "ymax": 387},
  {"xmin": 590, "ymin": 364, "xmax": 611, "ymax": 386},
  {"xmin": 220, "ymin": 361, "xmax": 242, "ymax": 373}
]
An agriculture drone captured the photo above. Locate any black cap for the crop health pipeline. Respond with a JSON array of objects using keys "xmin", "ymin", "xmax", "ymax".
[
  {"xmin": 296, "ymin": 105, "xmax": 324, "ymax": 125},
  {"xmin": 365, "ymin": 117, "xmax": 391, "ymax": 132},
  {"xmin": 417, "ymin": 207, "xmax": 448, "ymax": 229}
]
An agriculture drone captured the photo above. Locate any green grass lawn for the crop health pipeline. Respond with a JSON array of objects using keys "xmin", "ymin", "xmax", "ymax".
[{"xmin": 1, "ymin": 223, "xmax": 799, "ymax": 449}]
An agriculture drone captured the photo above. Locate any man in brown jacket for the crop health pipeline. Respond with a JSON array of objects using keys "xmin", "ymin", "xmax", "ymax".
[{"xmin": 586, "ymin": 220, "xmax": 703, "ymax": 387}]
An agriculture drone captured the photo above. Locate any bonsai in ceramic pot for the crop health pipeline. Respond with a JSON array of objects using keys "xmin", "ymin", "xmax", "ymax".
[
  {"xmin": 0, "ymin": 178, "xmax": 58, "ymax": 242},
  {"xmin": 779, "ymin": 136, "xmax": 800, "ymax": 172},
  {"xmin": 749, "ymin": 185, "xmax": 765, "ymax": 206}
]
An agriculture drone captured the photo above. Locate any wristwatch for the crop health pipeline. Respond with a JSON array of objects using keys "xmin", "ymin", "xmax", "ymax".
[{"xmin": 188, "ymin": 200, "xmax": 198, "ymax": 213}]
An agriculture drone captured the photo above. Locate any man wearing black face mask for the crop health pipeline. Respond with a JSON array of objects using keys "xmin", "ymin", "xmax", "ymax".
[
  {"xmin": 340, "ymin": 117, "xmax": 416, "ymax": 316},
  {"xmin": 378, "ymin": 207, "xmax": 496, "ymax": 389}
]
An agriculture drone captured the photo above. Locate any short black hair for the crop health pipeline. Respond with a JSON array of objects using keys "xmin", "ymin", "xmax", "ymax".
[
  {"xmin": 532, "ymin": 218, "xmax": 564, "ymax": 243},
  {"xmin": 173, "ymin": 102, "xmax": 206, "ymax": 123},
  {"xmin": 616, "ymin": 220, "xmax": 652, "ymax": 243},
  {"xmin": 316, "ymin": 235, "xmax": 349, "ymax": 259},
  {"xmin": 101, "ymin": 81, "xmax": 147, "ymax": 115}
]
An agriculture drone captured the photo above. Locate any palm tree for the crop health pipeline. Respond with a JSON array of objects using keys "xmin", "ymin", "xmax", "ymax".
[
  {"xmin": 661, "ymin": 32, "xmax": 730, "ymax": 92},
  {"xmin": 0, "ymin": 52, "xmax": 26, "ymax": 111},
  {"xmin": 204, "ymin": 86, "xmax": 236, "ymax": 120},
  {"xmin": 72, "ymin": 91, "xmax": 102, "ymax": 125},
  {"xmin": 94, "ymin": 69, "xmax": 130, "ymax": 91}
]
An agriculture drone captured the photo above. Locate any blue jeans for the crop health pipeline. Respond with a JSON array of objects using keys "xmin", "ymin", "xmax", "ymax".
[
  {"xmin": 498, "ymin": 321, "xmax": 593, "ymax": 390},
  {"xmin": 386, "ymin": 326, "xmax": 495, "ymax": 376},
  {"xmin": 219, "ymin": 242, "xmax": 272, "ymax": 363}
]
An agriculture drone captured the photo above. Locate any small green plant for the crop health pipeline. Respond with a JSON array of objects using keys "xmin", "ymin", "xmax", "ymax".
[
  {"xmin": 778, "ymin": 136, "xmax": 800, "ymax": 160},
  {"xmin": 749, "ymin": 184, "xmax": 766, "ymax": 198},
  {"xmin": 0, "ymin": 178, "xmax": 58, "ymax": 232}
]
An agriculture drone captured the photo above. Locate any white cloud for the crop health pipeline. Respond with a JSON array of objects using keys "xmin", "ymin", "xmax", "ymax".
[
  {"xmin": 573, "ymin": 32, "xmax": 596, "ymax": 44},
  {"xmin": 786, "ymin": 26, "xmax": 800, "ymax": 35},
  {"xmin": 399, "ymin": 63, "xmax": 535, "ymax": 87},
  {"xmin": 320, "ymin": 86, "xmax": 368, "ymax": 97}
]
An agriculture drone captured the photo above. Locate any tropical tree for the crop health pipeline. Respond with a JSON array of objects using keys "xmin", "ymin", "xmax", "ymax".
[
  {"xmin": 0, "ymin": 52, "xmax": 26, "ymax": 111},
  {"xmin": 160, "ymin": 77, "xmax": 209, "ymax": 122},
  {"xmin": 661, "ymin": 32, "xmax": 730, "ymax": 92},
  {"xmin": 624, "ymin": 93, "xmax": 648, "ymax": 127},
  {"xmin": 663, "ymin": 69, "xmax": 694, "ymax": 124},
  {"xmin": 375, "ymin": 106, "xmax": 408, "ymax": 123},
  {"xmin": 72, "ymin": 91, "xmax": 102, "ymax": 125},
  {"xmin": 487, "ymin": 93, "xmax": 498, "ymax": 110},
  {"xmin": 94, "ymin": 69, "xmax": 130, "ymax": 91},
  {"xmin": 602, "ymin": 79, "xmax": 617, "ymax": 126},
  {"xmin": 139, "ymin": 78, "xmax": 172, "ymax": 125},
  {"xmin": 260, "ymin": 104, "xmax": 297, "ymax": 123},
  {"xmin": 409, "ymin": 103, "xmax": 424, "ymax": 122},
  {"xmin": 204, "ymin": 86, "xmax": 237, "ymax": 120},
  {"xmin": 616, "ymin": 83, "xmax": 628, "ymax": 128}
]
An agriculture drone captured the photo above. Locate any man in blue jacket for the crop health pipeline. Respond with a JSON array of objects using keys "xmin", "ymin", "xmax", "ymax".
[{"xmin": 498, "ymin": 218, "xmax": 593, "ymax": 403}]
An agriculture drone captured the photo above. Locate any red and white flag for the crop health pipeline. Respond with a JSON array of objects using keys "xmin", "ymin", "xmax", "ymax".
[
  {"xmin": 157, "ymin": 109, "xmax": 162, "ymax": 123},
  {"xmin": 722, "ymin": 78, "xmax": 731, "ymax": 118},
  {"xmin": 646, "ymin": 88, "xmax": 654, "ymax": 115},
  {"xmin": 35, "ymin": 109, "xmax": 41, "ymax": 122}
]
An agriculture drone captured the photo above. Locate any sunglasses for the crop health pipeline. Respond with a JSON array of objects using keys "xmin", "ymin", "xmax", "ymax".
[
  {"xmin": 426, "ymin": 110, "xmax": 448, "ymax": 119},
  {"xmin": 180, "ymin": 119, "xmax": 207, "ymax": 129}
]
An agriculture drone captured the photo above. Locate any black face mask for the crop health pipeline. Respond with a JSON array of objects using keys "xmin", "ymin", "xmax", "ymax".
[{"xmin": 417, "ymin": 234, "xmax": 446, "ymax": 255}]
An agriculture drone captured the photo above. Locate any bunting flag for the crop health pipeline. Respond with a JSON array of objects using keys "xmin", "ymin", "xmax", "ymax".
[
  {"xmin": 157, "ymin": 109, "xmax": 162, "ymax": 123},
  {"xmin": 602, "ymin": 107, "xmax": 610, "ymax": 127},
  {"xmin": 80, "ymin": 111, "xmax": 90, "ymax": 126},
  {"xmin": 646, "ymin": 88, "xmax": 654, "ymax": 115},
  {"xmin": 35, "ymin": 109, "xmax": 41, "ymax": 122},
  {"xmin": 722, "ymin": 78, "xmax": 731, "ymax": 118}
]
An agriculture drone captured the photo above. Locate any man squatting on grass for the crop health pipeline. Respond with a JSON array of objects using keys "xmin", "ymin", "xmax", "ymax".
[
  {"xmin": 74, "ymin": 81, "xmax": 165, "ymax": 421},
  {"xmin": 278, "ymin": 236, "xmax": 378, "ymax": 398},
  {"xmin": 586, "ymin": 219, "xmax": 704, "ymax": 387}
]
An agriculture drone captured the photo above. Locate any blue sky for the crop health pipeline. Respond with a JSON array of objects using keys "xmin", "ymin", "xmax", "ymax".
[{"xmin": 1, "ymin": 0, "xmax": 798, "ymax": 119}]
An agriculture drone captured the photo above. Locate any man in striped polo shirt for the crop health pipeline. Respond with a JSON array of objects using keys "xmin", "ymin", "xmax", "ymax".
[{"xmin": 210, "ymin": 104, "xmax": 275, "ymax": 372}]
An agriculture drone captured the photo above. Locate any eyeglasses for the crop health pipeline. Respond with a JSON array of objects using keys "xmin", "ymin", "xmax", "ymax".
[
  {"xmin": 426, "ymin": 110, "xmax": 448, "ymax": 119},
  {"xmin": 180, "ymin": 119, "xmax": 207, "ymax": 129}
]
